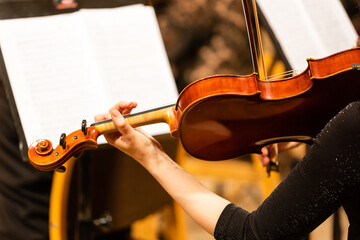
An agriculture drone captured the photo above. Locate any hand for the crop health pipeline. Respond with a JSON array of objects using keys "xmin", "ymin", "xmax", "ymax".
[
  {"xmin": 94, "ymin": 101, "xmax": 164, "ymax": 163},
  {"xmin": 258, "ymin": 142, "xmax": 301, "ymax": 167},
  {"xmin": 95, "ymin": 103, "xmax": 231, "ymax": 236}
]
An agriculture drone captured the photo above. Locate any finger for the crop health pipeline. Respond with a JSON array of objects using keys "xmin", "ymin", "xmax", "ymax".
[
  {"xmin": 110, "ymin": 101, "xmax": 137, "ymax": 115},
  {"xmin": 261, "ymin": 147, "xmax": 269, "ymax": 156},
  {"xmin": 261, "ymin": 157, "xmax": 270, "ymax": 167},
  {"xmin": 94, "ymin": 113, "xmax": 111, "ymax": 122},
  {"xmin": 259, "ymin": 147, "xmax": 270, "ymax": 167},
  {"xmin": 121, "ymin": 102, "xmax": 138, "ymax": 115},
  {"xmin": 110, "ymin": 109, "xmax": 133, "ymax": 136},
  {"xmin": 258, "ymin": 155, "xmax": 270, "ymax": 167}
]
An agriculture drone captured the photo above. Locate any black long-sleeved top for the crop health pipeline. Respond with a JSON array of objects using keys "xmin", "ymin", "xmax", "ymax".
[{"xmin": 215, "ymin": 101, "xmax": 360, "ymax": 240}]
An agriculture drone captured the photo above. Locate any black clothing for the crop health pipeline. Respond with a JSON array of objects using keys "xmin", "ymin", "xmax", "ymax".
[
  {"xmin": 0, "ymin": 83, "xmax": 53, "ymax": 239},
  {"xmin": 0, "ymin": 3, "xmax": 73, "ymax": 239},
  {"xmin": 0, "ymin": 2, "xmax": 72, "ymax": 238},
  {"xmin": 215, "ymin": 101, "xmax": 360, "ymax": 239}
]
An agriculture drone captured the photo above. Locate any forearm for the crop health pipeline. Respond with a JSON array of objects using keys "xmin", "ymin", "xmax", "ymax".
[
  {"xmin": 140, "ymin": 150, "xmax": 230, "ymax": 235},
  {"xmin": 97, "ymin": 104, "xmax": 230, "ymax": 236}
]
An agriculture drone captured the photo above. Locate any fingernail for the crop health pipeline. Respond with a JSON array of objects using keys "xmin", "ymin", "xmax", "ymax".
[{"xmin": 111, "ymin": 109, "xmax": 121, "ymax": 118}]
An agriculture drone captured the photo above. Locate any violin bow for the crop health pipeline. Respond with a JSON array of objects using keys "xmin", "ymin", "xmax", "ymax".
[{"xmin": 241, "ymin": 0, "xmax": 279, "ymax": 176}]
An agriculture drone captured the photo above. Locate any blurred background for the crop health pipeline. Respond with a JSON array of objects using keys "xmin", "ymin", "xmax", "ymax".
[
  {"xmin": 153, "ymin": 0, "xmax": 360, "ymax": 91},
  {"xmin": 0, "ymin": 0, "xmax": 359, "ymax": 240}
]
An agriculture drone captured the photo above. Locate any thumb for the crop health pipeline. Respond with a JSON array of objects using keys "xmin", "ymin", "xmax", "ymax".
[{"xmin": 110, "ymin": 109, "xmax": 133, "ymax": 136}]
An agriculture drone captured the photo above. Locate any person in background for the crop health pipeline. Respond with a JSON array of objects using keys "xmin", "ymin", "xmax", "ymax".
[{"xmin": 0, "ymin": 2, "xmax": 56, "ymax": 238}]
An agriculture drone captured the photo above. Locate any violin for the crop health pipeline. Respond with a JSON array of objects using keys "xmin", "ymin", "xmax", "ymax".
[{"xmin": 28, "ymin": 47, "xmax": 360, "ymax": 171}]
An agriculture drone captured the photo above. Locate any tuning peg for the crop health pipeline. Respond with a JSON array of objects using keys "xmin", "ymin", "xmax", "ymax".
[
  {"xmin": 60, "ymin": 133, "xmax": 67, "ymax": 149},
  {"xmin": 82, "ymin": 119, "xmax": 87, "ymax": 135}
]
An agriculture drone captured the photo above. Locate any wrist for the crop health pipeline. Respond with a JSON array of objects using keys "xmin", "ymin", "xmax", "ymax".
[{"xmin": 140, "ymin": 149, "xmax": 173, "ymax": 174}]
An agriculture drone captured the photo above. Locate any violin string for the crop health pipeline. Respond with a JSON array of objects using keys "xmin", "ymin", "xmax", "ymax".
[
  {"xmin": 268, "ymin": 70, "xmax": 295, "ymax": 77},
  {"xmin": 266, "ymin": 70, "xmax": 299, "ymax": 81}
]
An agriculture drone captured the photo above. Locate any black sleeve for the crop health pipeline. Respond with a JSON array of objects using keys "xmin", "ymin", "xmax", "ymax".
[{"xmin": 214, "ymin": 101, "xmax": 360, "ymax": 240}]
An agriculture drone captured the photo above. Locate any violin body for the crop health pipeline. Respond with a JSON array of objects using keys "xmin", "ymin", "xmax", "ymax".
[
  {"xmin": 177, "ymin": 48, "xmax": 360, "ymax": 160},
  {"xmin": 29, "ymin": 48, "xmax": 360, "ymax": 170}
]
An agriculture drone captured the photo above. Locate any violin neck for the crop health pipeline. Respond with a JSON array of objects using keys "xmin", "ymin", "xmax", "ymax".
[{"xmin": 92, "ymin": 104, "xmax": 176, "ymax": 135}]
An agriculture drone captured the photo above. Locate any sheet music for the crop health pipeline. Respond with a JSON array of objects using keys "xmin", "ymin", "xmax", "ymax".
[
  {"xmin": 0, "ymin": 4, "xmax": 178, "ymax": 146},
  {"xmin": 79, "ymin": 7, "xmax": 177, "ymax": 111},
  {"xmin": 257, "ymin": 0, "xmax": 358, "ymax": 71},
  {"xmin": 301, "ymin": 0, "xmax": 357, "ymax": 53},
  {"xmin": 79, "ymin": 6, "xmax": 178, "ymax": 138}
]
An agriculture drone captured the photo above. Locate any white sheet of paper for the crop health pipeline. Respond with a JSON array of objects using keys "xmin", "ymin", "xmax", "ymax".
[
  {"xmin": 0, "ymin": 4, "xmax": 178, "ymax": 146},
  {"xmin": 257, "ymin": 0, "xmax": 358, "ymax": 71}
]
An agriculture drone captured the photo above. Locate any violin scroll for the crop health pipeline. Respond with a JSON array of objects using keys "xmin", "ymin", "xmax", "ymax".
[
  {"xmin": 28, "ymin": 123, "xmax": 101, "ymax": 171},
  {"xmin": 34, "ymin": 139, "xmax": 53, "ymax": 156}
]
